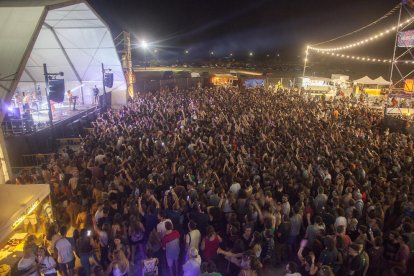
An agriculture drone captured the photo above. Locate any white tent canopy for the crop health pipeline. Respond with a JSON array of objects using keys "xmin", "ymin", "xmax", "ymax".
[
  {"xmin": 373, "ymin": 76, "xmax": 392, "ymax": 86},
  {"xmin": 0, "ymin": 184, "xmax": 50, "ymax": 242},
  {"xmin": 354, "ymin": 76, "xmax": 375, "ymax": 85},
  {"xmin": 0, "ymin": 0, "xmax": 126, "ymax": 106}
]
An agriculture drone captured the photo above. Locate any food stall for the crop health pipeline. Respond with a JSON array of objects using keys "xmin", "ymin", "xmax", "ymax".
[
  {"xmin": 354, "ymin": 76, "xmax": 390, "ymax": 95},
  {"xmin": 301, "ymin": 76, "xmax": 335, "ymax": 93},
  {"xmin": 210, "ymin": 74, "xmax": 238, "ymax": 87},
  {"xmin": 0, "ymin": 184, "xmax": 51, "ymax": 275}
]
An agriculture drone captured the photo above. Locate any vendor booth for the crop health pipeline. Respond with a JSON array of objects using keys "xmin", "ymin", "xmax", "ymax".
[
  {"xmin": 0, "ymin": 184, "xmax": 51, "ymax": 274},
  {"xmin": 354, "ymin": 76, "xmax": 391, "ymax": 95},
  {"xmin": 210, "ymin": 74, "xmax": 238, "ymax": 87},
  {"xmin": 301, "ymin": 76, "xmax": 335, "ymax": 93}
]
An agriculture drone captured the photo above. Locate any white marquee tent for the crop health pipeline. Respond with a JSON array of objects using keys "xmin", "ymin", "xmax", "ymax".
[
  {"xmin": 354, "ymin": 76, "xmax": 375, "ymax": 85},
  {"xmin": 354, "ymin": 76, "xmax": 392, "ymax": 86},
  {"xmin": 372, "ymin": 76, "xmax": 392, "ymax": 86},
  {"xmin": 0, "ymin": 0, "xmax": 126, "ymax": 107}
]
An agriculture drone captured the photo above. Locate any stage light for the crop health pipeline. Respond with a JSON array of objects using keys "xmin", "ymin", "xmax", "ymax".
[
  {"xmin": 185, "ymin": 50, "xmax": 189, "ymax": 54},
  {"xmin": 249, "ymin": 52, "xmax": 254, "ymax": 56}
]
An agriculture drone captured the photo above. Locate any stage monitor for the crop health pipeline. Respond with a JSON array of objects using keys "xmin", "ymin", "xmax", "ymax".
[
  {"xmin": 48, "ymin": 79, "xmax": 65, "ymax": 103},
  {"xmin": 397, "ymin": 29, "xmax": 414, "ymax": 47}
]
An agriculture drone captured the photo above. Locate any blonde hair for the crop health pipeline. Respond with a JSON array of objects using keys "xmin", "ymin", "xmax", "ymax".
[{"xmin": 113, "ymin": 250, "xmax": 129, "ymax": 273}]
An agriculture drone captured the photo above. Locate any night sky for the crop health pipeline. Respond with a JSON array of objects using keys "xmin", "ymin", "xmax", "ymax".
[{"xmin": 89, "ymin": 0, "xmax": 402, "ymax": 61}]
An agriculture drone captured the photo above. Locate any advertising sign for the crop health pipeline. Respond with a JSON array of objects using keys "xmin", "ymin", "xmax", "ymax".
[{"xmin": 397, "ymin": 30, "xmax": 414, "ymax": 47}]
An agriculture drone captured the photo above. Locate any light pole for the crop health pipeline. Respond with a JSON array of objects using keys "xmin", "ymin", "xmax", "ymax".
[{"xmin": 302, "ymin": 46, "xmax": 309, "ymax": 78}]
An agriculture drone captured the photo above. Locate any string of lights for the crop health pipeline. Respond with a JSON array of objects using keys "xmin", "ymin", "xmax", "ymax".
[
  {"xmin": 313, "ymin": 51, "xmax": 392, "ymax": 63},
  {"xmin": 308, "ymin": 17, "xmax": 414, "ymax": 52},
  {"xmin": 312, "ymin": 3, "xmax": 401, "ymax": 46}
]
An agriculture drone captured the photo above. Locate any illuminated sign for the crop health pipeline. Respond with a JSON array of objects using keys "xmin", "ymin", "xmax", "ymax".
[
  {"xmin": 398, "ymin": 30, "xmax": 414, "ymax": 47},
  {"xmin": 12, "ymin": 200, "xmax": 40, "ymax": 229}
]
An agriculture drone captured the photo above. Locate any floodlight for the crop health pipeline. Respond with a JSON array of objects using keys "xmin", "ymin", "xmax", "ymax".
[{"xmin": 141, "ymin": 40, "xmax": 148, "ymax": 49}]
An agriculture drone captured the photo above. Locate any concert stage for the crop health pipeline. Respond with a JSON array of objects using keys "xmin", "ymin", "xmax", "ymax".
[{"xmin": 3, "ymin": 103, "xmax": 103, "ymax": 168}]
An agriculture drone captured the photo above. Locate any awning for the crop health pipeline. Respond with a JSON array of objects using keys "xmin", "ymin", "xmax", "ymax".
[
  {"xmin": 354, "ymin": 76, "xmax": 375, "ymax": 85},
  {"xmin": 372, "ymin": 76, "xmax": 391, "ymax": 86},
  {"xmin": 0, "ymin": 184, "xmax": 50, "ymax": 242}
]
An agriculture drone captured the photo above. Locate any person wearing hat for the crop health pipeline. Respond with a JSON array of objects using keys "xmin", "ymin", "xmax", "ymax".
[{"xmin": 183, "ymin": 247, "xmax": 201, "ymax": 276}]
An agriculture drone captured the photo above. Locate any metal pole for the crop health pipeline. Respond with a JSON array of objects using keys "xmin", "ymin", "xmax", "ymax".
[
  {"xmin": 43, "ymin": 64, "xmax": 53, "ymax": 128},
  {"xmin": 302, "ymin": 46, "xmax": 309, "ymax": 79},
  {"xmin": 80, "ymin": 82, "xmax": 84, "ymax": 105},
  {"xmin": 389, "ymin": 4, "xmax": 402, "ymax": 91},
  {"xmin": 102, "ymin": 63, "xmax": 107, "ymax": 108}
]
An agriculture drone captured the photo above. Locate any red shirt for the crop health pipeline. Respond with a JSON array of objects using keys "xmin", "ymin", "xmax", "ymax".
[
  {"xmin": 161, "ymin": 230, "xmax": 180, "ymax": 247},
  {"xmin": 203, "ymin": 235, "xmax": 220, "ymax": 261}
]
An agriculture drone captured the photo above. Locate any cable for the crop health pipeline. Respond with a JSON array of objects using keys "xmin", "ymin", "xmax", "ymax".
[{"xmin": 313, "ymin": 3, "xmax": 401, "ymax": 46}]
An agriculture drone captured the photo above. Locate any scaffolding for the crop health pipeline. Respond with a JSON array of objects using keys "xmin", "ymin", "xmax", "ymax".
[
  {"xmin": 389, "ymin": 2, "xmax": 414, "ymax": 93},
  {"xmin": 114, "ymin": 31, "xmax": 135, "ymax": 99}
]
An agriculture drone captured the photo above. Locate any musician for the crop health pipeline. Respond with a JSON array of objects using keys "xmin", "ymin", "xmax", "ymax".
[
  {"xmin": 93, "ymin": 85, "xmax": 100, "ymax": 105},
  {"xmin": 22, "ymin": 92, "xmax": 31, "ymax": 113},
  {"xmin": 67, "ymin": 90, "xmax": 73, "ymax": 110},
  {"xmin": 66, "ymin": 90, "xmax": 78, "ymax": 111}
]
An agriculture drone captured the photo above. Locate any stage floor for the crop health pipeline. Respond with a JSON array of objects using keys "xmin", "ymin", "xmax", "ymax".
[
  {"xmin": 2, "ymin": 102, "xmax": 99, "ymax": 136},
  {"xmin": 31, "ymin": 102, "xmax": 98, "ymax": 125}
]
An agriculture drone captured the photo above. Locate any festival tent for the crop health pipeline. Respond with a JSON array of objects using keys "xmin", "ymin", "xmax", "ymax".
[
  {"xmin": 0, "ymin": 0, "xmax": 127, "ymax": 108},
  {"xmin": 354, "ymin": 76, "xmax": 375, "ymax": 85},
  {"xmin": 210, "ymin": 74, "xmax": 237, "ymax": 86},
  {"xmin": 0, "ymin": 184, "xmax": 50, "ymax": 243},
  {"xmin": 373, "ymin": 76, "xmax": 392, "ymax": 86}
]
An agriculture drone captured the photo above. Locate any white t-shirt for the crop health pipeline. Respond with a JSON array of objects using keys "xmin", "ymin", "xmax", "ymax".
[
  {"xmin": 229, "ymin": 183, "xmax": 241, "ymax": 195},
  {"xmin": 186, "ymin": 229, "xmax": 201, "ymax": 250},
  {"xmin": 55, "ymin": 237, "xmax": 74, "ymax": 264},
  {"xmin": 95, "ymin": 208, "xmax": 104, "ymax": 222},
  {"xmin": 39, "ymin": 256, "xmax": 57, "ymax": 275},
  {"xmin": 157, "ymin": 219, "xmax": 172, "ymax": 239},
  {"xmin": 183, "ymin": 256, "xmax": 201, "ymax": 276},
  {"xmin": 18, "ymin": 256, "xmax": 39, "ymax": 276}
]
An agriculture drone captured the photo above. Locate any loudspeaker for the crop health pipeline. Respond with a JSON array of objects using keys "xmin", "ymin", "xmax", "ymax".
[
  {"xmin": 49, "ymin": 79, "xmax": 65, "ymax": 103},
  {"xmin": 104, "ymin": 73, "xmax": 113, "ymax": 88}
]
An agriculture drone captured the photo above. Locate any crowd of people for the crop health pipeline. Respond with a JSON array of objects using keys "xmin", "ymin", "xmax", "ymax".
[{"xmin": 15, "ymin": 86, "xmax": 414, "ymax": 276}]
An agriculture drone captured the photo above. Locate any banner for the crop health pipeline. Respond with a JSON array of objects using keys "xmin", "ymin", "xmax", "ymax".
[
  {"xmin": 244, "ymin": 79, "xmax": 265, "ymax": 89},
  {"xmin": 397, "ymin": 30, "xmax": 414, "ymax": 47}
]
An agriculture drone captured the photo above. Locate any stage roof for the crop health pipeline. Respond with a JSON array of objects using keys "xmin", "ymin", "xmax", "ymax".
[{"xmin": 0, "ymin": 0, "xmax": 126, "ymax": 104}]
